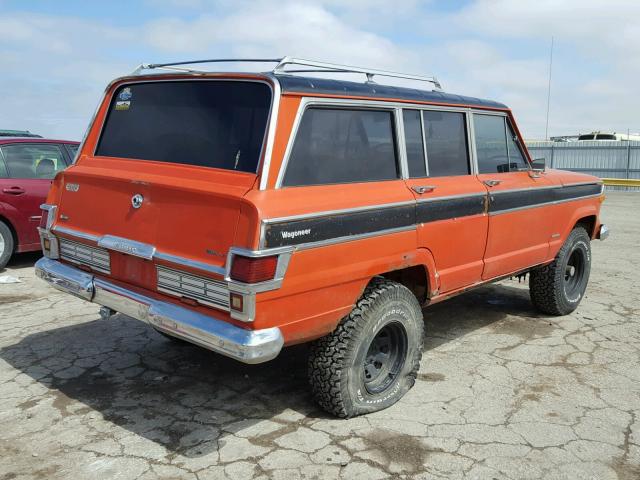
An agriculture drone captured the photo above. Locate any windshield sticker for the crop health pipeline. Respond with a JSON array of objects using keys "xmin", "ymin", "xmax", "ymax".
[
  {"xmin": 115, "ymin": 87, "xmax": 132, "ymax": 110},
  {"xmin": 118, "ymin": 87, "xmax": 132, "ymax": 101}
]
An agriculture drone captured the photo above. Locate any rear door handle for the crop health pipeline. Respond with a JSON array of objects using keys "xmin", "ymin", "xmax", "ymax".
[
  {"xmin": 483, "ymin": 180, "xmax": 502, "ymax": 187},
  {"xmin": 412, "ymin": 185, "xmax": 436, "ymax": 194},
  {"xmin": 2, "ymin": 187, "xmax": 26, "ymax": 195}
]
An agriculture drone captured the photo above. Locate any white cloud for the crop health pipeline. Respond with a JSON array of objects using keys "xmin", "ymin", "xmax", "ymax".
[{"xmin": 0, "ymin": 1, "xmax": 637, "ymax": 140}]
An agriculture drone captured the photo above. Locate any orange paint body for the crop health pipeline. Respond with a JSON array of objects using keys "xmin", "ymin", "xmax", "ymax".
[{"xmin": 44, "ymin": 73, "xmax": 604, "ymax": 346}]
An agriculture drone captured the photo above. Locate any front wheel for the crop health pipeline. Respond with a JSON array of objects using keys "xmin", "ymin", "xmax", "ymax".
[
  {"xmin": 529, "ymin": 226, "xmax": 591, "ymax": 316},
  {"xmin": 308, "ymin": 278, "xmax": 424, "ymax": 418}
]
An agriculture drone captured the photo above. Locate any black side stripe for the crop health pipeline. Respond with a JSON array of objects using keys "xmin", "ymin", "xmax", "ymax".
[
  {"xmin": 416, "ymin": 195, "xmax": 485, "ymax": 223},
  {"xmin": 263, "ymin": 183, "xmax": 602, "ymax": 248},
  {"xmin": 264, "ymin": 204, "xmax": 415, "ymax": 248},
  {"xmin": 489, "ymin": 183, "xmax": 602, "ymax": 213}
]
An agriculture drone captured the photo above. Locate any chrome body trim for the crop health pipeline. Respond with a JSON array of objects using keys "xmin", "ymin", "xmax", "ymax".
[
  {"xmin": 98, "ymin": 235, "xmax": 156, "ymax": 260},
  {"xmin": 225, "ymin": 246, "xmax": 294, "ymax": 293},
  {"xmin": 598, "ymin": 224, "xmax": 610, "ymax": 240},
  {"xmin": 34, "ymin": 257, "xmax": 94, "ymax": 301},
  {"xmin": 59, "ymin": 238, "xmax": 111, "ymax": 274},
  {"xmin": 37, "ymin": 227, "xmax": 60, "ymax": 259},
  {"xmin": 416, "ymin": 191, "xmax": 486, "ymax": 204},
  {"xmin": 53, "ymin": 226, "xmax": 226, "ymax": 277},
  {"xmin": 294, "ymin": 225, "xmax": 417, "ymax": 251},
  {"xmin": 40, "ymin": 204, "xmax": 57, "ymax": 230},
  {"xmin": 487, "ymin": 192, "xmax": 604, "ymax": 216},
  {"xmin": 34, "ymin": 258, "xmax": 283, "ymax": 364},
  {"xmin": 154, "ymin": 251, "xmax": 226, "ymax": 277},
  {"xmin": 156, "ymin": 265, "xmax": 230, "ymax": 311},
  {"xmin": 54, "ymin": 225, "xmax": 100, "ymax": 242},
  {"xmin": 261, "ymin": 200, "xmax": 416, "ymax": 225}
]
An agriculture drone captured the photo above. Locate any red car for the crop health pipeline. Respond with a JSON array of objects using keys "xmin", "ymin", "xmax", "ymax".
[{"xmin": 0, "ymin": 137, "xmax": 79, "ymax": 268}]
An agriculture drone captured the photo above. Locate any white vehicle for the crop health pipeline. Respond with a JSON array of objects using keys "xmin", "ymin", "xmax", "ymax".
[{"xmin": 577, "ymin": 131, "xmax": 640, "ymax": 141}]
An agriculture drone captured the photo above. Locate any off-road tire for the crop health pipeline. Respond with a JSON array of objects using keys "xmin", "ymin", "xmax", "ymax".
[
  {"xmin": 308, "ymin": 277, "xmax": 424, "ymax": 418},
  {"xmin": 0, "ymin": 221, "xmax": 14, "ymax": 270},
  {"xmin": 530, "ymin": 226, "xmax": 591, "ymax": 316}
]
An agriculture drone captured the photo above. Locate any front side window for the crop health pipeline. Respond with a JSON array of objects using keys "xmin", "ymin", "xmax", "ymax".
[
  {"xmin": 423, "ymin": 110, "xmax": 470, "ymax": 177},
  {"xmin": 96, "ymin": 81, "xmax": 272, "ymax": 173},
  {"xmin": 0, "ymin": 144, "xmax": 67, "ymax": 179},
  {"xmin": 474, "ymin": 114, "xmax": 510, "ymax": 174},
  {"xmin": 282, "ymin": 108, "xmax": 399, "ymax": 187}
]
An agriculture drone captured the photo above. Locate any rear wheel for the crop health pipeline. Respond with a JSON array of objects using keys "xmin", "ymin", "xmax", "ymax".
[
  {"xmin": 529, "ymin": 226, "xmax": 591, "ymax": 315},
  {"xmin": 0, "ymin": 221, "xmax": 14, "ymax": 270},
  {"xmin": 308, "ymin": 278, "xmax": 424, "ymax": 418}
]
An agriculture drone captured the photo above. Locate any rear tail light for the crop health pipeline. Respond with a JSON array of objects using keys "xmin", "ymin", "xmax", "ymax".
[
  {"xmin": 229, "ymin": 255, "xmax": 278, "ymax": 284},
  {"xmin": 39, "ymin": 204, "xmax": 56, "ymax": 230}
]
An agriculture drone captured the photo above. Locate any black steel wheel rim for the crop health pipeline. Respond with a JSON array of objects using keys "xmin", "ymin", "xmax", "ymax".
[
  {"xmin": 564, "ymin": 247, "xmax": 586, "ymax": 297},
  {"xmin": 363, "ymin": 322, "xmax": 408, "ymax": 394}
]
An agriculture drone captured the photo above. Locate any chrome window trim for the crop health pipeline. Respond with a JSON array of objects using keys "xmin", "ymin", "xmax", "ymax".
[
  {"xmin": 275, "ymin": 97, "xmax": 428, "ymax": 188},
  {"xmin": 394, "ymin": 107, "xmax": 409, "ymax": 179},
  {"xmin": 420, "ymin": 110, "xmax": 430, "ymax": 177},
  {"xmin": 466, "ymin": 108, "xmax": 479, "ymax": 175},
  {"xmin": 90, "ymin": 77, "xmax": 276, "ymax": 181}
]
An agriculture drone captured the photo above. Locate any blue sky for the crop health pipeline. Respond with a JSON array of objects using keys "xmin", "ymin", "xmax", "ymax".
[{"xmin": 1, "ymin": 0, "xmax": 637, "ymax": 140}]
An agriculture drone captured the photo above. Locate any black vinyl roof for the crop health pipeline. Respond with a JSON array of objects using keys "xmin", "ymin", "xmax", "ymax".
[{"xmin": 274, "ymin": 74, "xmax": 507, "ymax": 110}]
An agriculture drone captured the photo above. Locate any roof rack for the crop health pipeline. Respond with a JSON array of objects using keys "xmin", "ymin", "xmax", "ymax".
[{"xmin": 131, "ymin": 56, "xmax": 443, "ymax": 91}]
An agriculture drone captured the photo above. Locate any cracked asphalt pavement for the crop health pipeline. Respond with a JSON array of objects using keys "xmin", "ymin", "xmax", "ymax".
[{"xmin": 1, "ymin": 192, "xmax": 639, "ymax": 479}]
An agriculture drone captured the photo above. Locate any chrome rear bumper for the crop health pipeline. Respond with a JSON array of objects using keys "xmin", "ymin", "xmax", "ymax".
[
  {"xmin": 598, "ymin": 224, "xmax": 610, "ymax": 240},
  {"xmin": 34, "ymin": 258, "xmax": 283, "ymax": 364}
]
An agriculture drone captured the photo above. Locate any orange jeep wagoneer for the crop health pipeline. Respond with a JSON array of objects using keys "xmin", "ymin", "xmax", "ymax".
[{"xmin": 36, "ymin": 57, "xmax": 608, "ymax": 417}]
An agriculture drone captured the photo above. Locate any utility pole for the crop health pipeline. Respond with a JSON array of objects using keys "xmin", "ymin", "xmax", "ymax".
[{"xmin": 545, "ymin": 36, "xmax": 554, "ymax": 140}]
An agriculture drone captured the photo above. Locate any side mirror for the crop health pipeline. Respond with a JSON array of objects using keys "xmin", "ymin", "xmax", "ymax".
[{"xmin": 531, "ymin": 158, "xmax": 546, "ymax": 172}]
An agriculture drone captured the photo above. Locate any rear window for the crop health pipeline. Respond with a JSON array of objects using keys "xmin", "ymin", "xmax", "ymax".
[{"xmin": 96, "ymin": 81, "xmax": 272, "ymax": 173}]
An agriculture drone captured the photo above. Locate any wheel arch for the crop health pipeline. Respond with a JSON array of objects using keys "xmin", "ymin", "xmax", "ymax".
[
  {"xmin": 0, "ymin": 214, "xmax": 18, "ymax": 254},
  {"xmin": 372, "ymin": 248, "xmax": 438, "ymax": 306}
]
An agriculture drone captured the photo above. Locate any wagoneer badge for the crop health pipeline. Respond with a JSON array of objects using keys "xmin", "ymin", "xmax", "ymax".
[{"xmin": 131, "ymin": 194, "xmax": 144, "ymax": 209}]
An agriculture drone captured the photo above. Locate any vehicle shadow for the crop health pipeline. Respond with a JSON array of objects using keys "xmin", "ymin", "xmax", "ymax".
[
  {"xmin": 3, "ymin": 251, "xmax": 41, "ymax": 272},
  {"xmin": 0, "ymin": 280, "xmax": 548, "ymax": 458}
]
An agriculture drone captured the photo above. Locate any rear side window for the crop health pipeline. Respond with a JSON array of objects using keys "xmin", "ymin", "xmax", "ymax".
[
  {"xmin": 96, "ymin": 81, "xmax": 271, "ymax": 173},
  {"xmin": 282, "ymin": 108, "xmax": 399, "ymax": 187},
  {"xmin": 596, "ymin": 134, "xmax": 616, "ymax": 140},
  {"xmin": 0, "ymin": 143, "xmax": 68, "ymax": 179},
  {"xmin": 402, "ymin": 110, "xmax": 426, "ymax": 177},
  {"xmin": 423, "ymin": 111, "xmax": 470, "ymax": 177}
]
